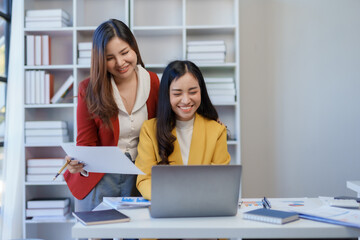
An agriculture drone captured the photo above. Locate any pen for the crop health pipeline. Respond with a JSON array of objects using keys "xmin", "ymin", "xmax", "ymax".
[
  {"xmin": 263, "ymin": 197, "xmax": 271, "ymax": 209},
  {"xmin": 53, "ymin": 158, "xmax": 72, "ymax": 181}
]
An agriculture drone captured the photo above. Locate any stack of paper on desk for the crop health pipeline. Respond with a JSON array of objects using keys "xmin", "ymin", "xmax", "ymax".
[{"xmin": 103, "ymin": 197, "xmax": 150, "ymax": 209}]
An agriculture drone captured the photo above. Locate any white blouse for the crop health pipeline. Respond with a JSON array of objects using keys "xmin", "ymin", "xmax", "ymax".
[{"xmin": 111, "ymin": 65, "xmax": 151, "ymax": 161}]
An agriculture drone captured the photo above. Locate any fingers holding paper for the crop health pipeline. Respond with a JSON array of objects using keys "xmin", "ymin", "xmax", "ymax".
[{"xmin": 66, "ymin": 155, "xmax": 85, "ymax": 174}]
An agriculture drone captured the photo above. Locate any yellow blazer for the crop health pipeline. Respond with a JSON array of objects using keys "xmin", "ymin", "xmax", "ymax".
[{"xmin": 135, "ymin": 113, "xmax": 231, "ymax": 200}]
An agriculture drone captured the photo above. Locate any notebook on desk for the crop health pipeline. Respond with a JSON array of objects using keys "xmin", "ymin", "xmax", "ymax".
[{"xmin": 150, "ymin": 165, "xmax": 242, "ymax": 218}]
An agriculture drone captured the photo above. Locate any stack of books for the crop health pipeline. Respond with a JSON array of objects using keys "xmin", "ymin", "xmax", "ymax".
[
  {"xmin": 26, "ymin": 198, "xmax": 71, "ymax": 221},
  {"xmin": 25, "ymin": 70, "xmax": 54, "ymax": 104},
  {"xmin": 26, "ymin": 35, "xmax": 51, "ymax": 66},
  {"xmin": 25, "ymin": 9, "xmax": 71, "ymax": 28},
  {"xmin": 205, "ymin": 77, "xmax": 236, "ymax": 103},
  {"xmin": 26, "ymin": 158, "xmax": 66, "ymax": 182},
  {"xmin": 187, "ymin": 40, "xmax": 226, "ymax": 64},
  {"xmin": 25, "ymin": 120, "xmax": 69, "ymax": 145},
  {"xmin": 78, "ymin": 42, "xmax": 92, "ymax": 65}
]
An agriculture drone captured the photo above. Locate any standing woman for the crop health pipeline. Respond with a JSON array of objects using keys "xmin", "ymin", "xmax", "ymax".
[
  {"xmin": 64, "ymin": 19, "xmax": 159, "ymax": 211},
  {"xmin": 135, "ymin": 60, "xmax": 230, "ymax": 200}
]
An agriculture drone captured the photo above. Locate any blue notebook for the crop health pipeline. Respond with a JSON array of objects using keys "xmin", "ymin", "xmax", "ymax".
[
  {"xmin": 73, "ymin": 209, "xmax": 130, "ymax": 225},
  {"xmin": 243, "ymin": 208, "xmax": 299, "ymax": 224}
]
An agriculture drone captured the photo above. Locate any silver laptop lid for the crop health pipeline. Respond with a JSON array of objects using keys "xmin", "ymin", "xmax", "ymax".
[{"xmin": 150, "ymin": 165, "xmax": 241, "ymax": 218}]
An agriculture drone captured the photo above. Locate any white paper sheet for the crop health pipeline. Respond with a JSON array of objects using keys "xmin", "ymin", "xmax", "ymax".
[{"xmin": 61, "ymin": 143, "xmax": 144, "ymax": 175}]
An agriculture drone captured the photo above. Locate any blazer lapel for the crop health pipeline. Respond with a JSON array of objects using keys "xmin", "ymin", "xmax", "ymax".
[
  {"xmin": 168, "ymin": 128, "xmax": 184, "ymax": 165},
  {"xmin": 188, "ymin": 114, "xmax": 205, "ymax": 165}
]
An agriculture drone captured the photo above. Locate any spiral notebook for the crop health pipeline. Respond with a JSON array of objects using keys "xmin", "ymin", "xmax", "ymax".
[
  {"xmin": 72, "ymin": 209, "xmax": 130, "ymax": 225},
  {"xmin": 243, "ymin": 208, "xmax": 299, "ymax": 224}
]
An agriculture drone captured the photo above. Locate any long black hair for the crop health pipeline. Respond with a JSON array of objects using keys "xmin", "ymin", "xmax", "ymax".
[{"xmin": 156, "ymin": 60, "xmax": 218, "ymax": 164}]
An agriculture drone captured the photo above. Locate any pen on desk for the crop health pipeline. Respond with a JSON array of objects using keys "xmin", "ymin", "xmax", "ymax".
[
  {"xmin": 53, "ymin": 158, "xmax": 72, "ymax": 181},
  {"xmin": 263, "ymin": 197, "xmax": 271, "ymax": 209}
]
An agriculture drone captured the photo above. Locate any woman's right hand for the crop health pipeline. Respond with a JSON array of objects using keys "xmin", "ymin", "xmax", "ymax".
[{"xmin": 65, "ymin": 155, "xmax": 85, "ymax": 174}]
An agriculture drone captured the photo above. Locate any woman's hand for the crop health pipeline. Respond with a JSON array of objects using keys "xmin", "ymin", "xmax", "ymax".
[{"xmin": 65, "ymin": 155, "xmax": 85, "ymax": 174}]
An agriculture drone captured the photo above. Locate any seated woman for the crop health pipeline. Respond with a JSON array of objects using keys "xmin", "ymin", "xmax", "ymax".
[{"xmin": 135, "ymin": 60, "xmax": 231, "ymax": 200}]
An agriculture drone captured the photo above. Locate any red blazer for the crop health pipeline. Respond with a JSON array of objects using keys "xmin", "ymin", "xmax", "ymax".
[{"xmin": 64, "ymin": 71, "xmax": 159, "ymax": 200}]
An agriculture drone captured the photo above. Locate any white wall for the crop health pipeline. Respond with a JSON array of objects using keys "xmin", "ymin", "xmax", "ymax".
[{"xmin": 240, "ymin": 0, "xmax": 360, "ymax": 198}]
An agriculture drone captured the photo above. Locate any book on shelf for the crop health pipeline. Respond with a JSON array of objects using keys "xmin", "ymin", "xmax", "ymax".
[
  {"xmin": 205, "ymin": 77, "xmax": 234, "ymax": 83},
  {"xmin": 27, "ymin": 166, "xmax": 62, "ymax": 175},
  {"xmin": 187, "ymin": 44, "xmax": 226, "ymax": 53},
  {"xmin": 78, "ymin": 57, "xmax": 91, "ymax": 65},
  {"xmin": 44, "ymin": 73, "xmax": 54, "ymax": 104},
  {"xmin": 79, "ymin": 50, "xmax": 91, "ymax": 58},
  {"xmin": 26, "ymin": 205, "xmax": 70, "ymax": 217},
  {"xmin": 35, "ymin": 35, "xmax": 42, "ymax": 65},
  {"xmin": 78, "ymin": 42, "xmax": 92, "ymax": 50},
  {"xmin": 25, "ymin": 128, "xmax": 68, "ymax": 136},
  {"xmin": 26, "ymin": 9, "xmax": 71, "ymax": 20},
  {"xmin": 27, "ymin": 158, "xmax": 65, "ymax": 167},
  {"xmin": 41, "ymin": 35, "xmax": 51, "ymax": 65},
  {"xmin": 209, "ymin": 95, "xmax": 235, "ymax": 103},
  {"xmin": 26, "ymin": 35, "xmax": 35, "ymax": 66},
  {"xmin": 29, "ymin": 71, "xmax": 36, "ymax": 104},
  {"xmin": 206, "ymin": 82, "xmax": 235, "ymax": 90},
  {"xmin": 72, "ymin": 209, "xmax": 130, "ymax": 226},
  {"xmin": 25, "ymin": 120, "xmax": 67, "ymax": 129},
  {"xmin": 26, "ymin": 174, "xmax": 64, "ymax": 182},
  {"xmin": 25, "ymin": 71, "xmax": 31, "ymax": 104},
  {"xmin": 51, "ymin": 75, "xmax": 74, "ymax": 104},
  {"xmin": 187, "ymin": 40, "xmax": 225, "ymax": 46},
  {"xmin": 25, "ymin": 16, "xmax": 69, "ymax": 22},
  {"xmin": 208, "ymin": 89, "xmax": 236, "ymax": 96},
  {"xmin": 243, "ymin": 208, "xmax": 299, "ymax": 224},
  {"xmin": 27, "ymin": 198, "xmax": 70, "ymax": 209},
  {"xmin": 25, "ymin": 135, "xmax": 69, "ymax": 144},
  {"xmin": 31, "ymin": 213, "xmax": 71, "ymax": 222},
  {"xmin": 26, "ymin": 20, "xmax": 70, "ymax": 28},
  {"xmin": 190, "ymin": 59, "xmax": 225, "ymax": 64},
  {"xmin": 187, "ymin": 52, "xmax": 225, "ymax": 61}
]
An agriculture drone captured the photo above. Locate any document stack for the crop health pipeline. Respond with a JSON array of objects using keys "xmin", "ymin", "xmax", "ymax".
[
  {"xmin": 205, "ymin": 77, "xmax": 236, "ymax": 103},
  {"xmin": 26, "ymin": 158, "xmax": 66, "ymax": 182},
  {"xmin": 78, "ymin": 42, "xmax": 92, "ymax": 66},
  {"xmin": 25, "ymin": 70, "xmax": 54, "ymax": 104},
  {"xmin": 26, "ymin": 198, "xmax": 71, "ymax": 221},
  {"xmin": 25, "ymin": 120, "xmax": 69, "ymax": 145},
  {"xmin": 187, "ymin": 40, "xmax": 226, "ymax": 64},
  {"xmin": 25, "ymin": 9, "xmax": 71, "ymax": 28},
  {"xmin": 25, "ymin": 35, "xmax": 51, "ymax": 66}
]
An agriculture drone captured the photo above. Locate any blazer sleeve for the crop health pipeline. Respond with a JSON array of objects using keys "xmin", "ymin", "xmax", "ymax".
[
  {"xmin": 135, "ymin": 120, "xmax": 158, "ymax": 200},
  {"xmin": 76, "ymin": 79, "xmax": 98, "ymax": 146},
  {"xmin": 211, "ymin": 124, "xmax": 231, "ymax": 165}
]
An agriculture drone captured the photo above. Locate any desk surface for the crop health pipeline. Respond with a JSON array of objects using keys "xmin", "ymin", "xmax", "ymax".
[{"xmin": 72, "ymin": 198, "xmax": 360, "ymax": 239}]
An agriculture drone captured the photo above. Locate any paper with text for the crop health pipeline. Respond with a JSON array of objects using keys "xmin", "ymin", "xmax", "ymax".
[{"xmin": 61, "ymin": 143, "xmax": 144, "ymax": 175}]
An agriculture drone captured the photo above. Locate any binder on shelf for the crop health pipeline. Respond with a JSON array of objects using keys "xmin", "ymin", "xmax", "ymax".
[
  {"xmin": 51, "ymin": 75, "xmax": 74, "ymax": 104},
  {"xmin": 25, "ymin": 128, "xmax": 68, "ymax": 136},
  {"xmin": 243, "ymin": 208, "xmax": 299, "ymax": 224},
  {"xmin": 78, "ymin": 42, "xmax": 92, "ymax": 50},
  {"xmin": 25, "ymin": 135, "xmax": 69, "ymax": 144},
  {"xmin": 44, "ymin": 73, "xmax": 54, "ymax": 104}
]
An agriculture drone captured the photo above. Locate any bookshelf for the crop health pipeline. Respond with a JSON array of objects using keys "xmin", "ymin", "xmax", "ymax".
[{"xmin": 22, "ymin": 0, "xmax": 240, "ymax": 239}]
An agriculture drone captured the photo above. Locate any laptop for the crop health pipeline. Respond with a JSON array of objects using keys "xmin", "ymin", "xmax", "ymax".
[{"xmin": 150, "ymin": 165, "xmax": 242, "ymax": 218}]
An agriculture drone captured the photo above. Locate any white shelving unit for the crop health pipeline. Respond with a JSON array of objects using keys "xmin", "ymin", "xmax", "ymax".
[
  {"xmin": 130, "ymin": 0, "xmax": 241, "ymax": 165},
  {"xmin": 22, "ymin": 0, "xmax": 240, "ymax": 239}
]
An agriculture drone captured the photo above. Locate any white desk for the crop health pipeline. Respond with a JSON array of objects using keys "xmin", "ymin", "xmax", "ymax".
[{"xmin": 72, "ymin": 199, "xmax": 360, "ymax": 239}]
